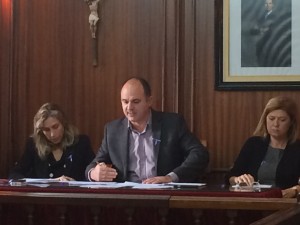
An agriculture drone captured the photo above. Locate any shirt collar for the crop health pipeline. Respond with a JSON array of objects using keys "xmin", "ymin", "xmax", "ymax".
[{"xmin": 127, "ymin": 110, "xmax": 152, "ymax": 132}]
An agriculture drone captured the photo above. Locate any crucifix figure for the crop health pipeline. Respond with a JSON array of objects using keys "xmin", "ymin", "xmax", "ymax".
[
  {"xmin": 85, "ymin": 0, "xmax": 100, "ymax": 39},
  {"xmin": 84, "ymin": 0, "xmax": 101, "ymax": 66}
]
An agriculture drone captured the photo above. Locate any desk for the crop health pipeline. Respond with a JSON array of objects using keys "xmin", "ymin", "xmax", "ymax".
[
  {"xmin": 0, "ymin": 183, "xmax": 297, "ymax": 225},
  {"xmin": 250, "ymin": 204, "xmax": 300, "ymax": 225}
]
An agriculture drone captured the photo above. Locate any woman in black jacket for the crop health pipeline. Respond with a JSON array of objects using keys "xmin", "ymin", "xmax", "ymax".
[
  {"xmin": 9, "ymin": 103, "xmax": 95, "ymax": 181},
  {"xmin": 227, "ymin": 96, "xmax": 300, "ymax": 198}
]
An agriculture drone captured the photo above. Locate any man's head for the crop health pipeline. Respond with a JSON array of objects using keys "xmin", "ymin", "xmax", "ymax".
[
  {"xmin": 121, "ymin": 77, "xmax": 153, "ymax": 126},
  {"xmin": 265, "ymin": 0, "xmax": 274, "ymax": 12}
]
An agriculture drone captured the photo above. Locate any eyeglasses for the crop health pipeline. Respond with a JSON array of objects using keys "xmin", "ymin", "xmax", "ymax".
[
  {"xmin": 235, "ymin": 181, "xmax": 261, "ymax": 192},
  {"xmin": 252, "ymin": 181, "xmax": 261, "ymax": 192}
]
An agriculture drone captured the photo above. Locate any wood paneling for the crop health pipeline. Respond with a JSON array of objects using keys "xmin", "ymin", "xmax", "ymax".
[
  {"xmin": 0, "ymin": 0, "xmax": 13, "ymax": 177},
  {"xmin": 1, "ymin": 0, "xmax": 300, "ymax": 178}
]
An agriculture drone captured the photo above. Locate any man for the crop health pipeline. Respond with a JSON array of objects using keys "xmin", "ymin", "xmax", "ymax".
[
  {"xmin": 250, "ymin": 0, "xmax": 291, "ymax": 67},
  {"xmin": 85, "ymin": 77, "xmax": 209, "ymax": 183}
]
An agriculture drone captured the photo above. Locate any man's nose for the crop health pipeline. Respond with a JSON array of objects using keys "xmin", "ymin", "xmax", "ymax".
[{"xmin": 128, "ymin": 102, "xmax": 133, "ymax": 109}]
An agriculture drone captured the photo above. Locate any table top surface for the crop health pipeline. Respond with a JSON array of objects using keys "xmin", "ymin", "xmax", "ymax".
[
  {"xmin": 0, "ymin": 179, "xmax": 283, "ymax": 198},
  {"xmin": 0, "ymin": 180, "xmax": 297, "ymax": 211}
]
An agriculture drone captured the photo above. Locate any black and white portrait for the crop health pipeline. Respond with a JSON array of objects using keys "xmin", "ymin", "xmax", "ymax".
[{"xmin": 241, "ymin": 0, "xmax": 291, "ymax": 67}]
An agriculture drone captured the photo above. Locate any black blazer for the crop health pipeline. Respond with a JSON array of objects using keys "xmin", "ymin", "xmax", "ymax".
[
  {"xmin": 9, "ymin": 135, "xmax": 95, "ymax": 181},
  {"xmin": 226, "ymin": 136, "xmax": 300, "ymax": 189},
  {"xmin": 85, "ymin": 110, "xmax": 209, "ymax": 182}
]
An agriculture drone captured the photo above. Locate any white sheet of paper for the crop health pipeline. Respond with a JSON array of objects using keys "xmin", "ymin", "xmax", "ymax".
[
  {"xmin": 232, "ymin": 184, "xmax": 272, "ymax": 188},
  {"xmin": 167, "ymin": 182, "xmax": 206, "ymax": 187}
]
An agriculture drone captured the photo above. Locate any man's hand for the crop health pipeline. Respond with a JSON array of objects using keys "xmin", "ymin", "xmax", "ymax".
[
  {"xmin": 90, "ymin": 162, "xmax": 117, "ymax": 182},
  {"xmin": 142, "ymin": 175, "xmax": 172, "ymax": 184}
]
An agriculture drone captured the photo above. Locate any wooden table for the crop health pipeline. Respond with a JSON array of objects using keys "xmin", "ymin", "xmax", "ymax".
[{"xmin": 0, "ymin": 183, "xmax": 297, "ymax": 225}]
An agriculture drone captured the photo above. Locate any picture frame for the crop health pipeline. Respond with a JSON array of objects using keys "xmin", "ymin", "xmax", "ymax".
[{"xmin": 215, "ymin": 0, "xmax": 300, "ymax": 90}]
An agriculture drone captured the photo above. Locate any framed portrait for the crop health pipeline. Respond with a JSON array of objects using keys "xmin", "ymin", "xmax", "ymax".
[{"xmin": 215, "ymin": 0, "xmax": 300, "ymax": 90}]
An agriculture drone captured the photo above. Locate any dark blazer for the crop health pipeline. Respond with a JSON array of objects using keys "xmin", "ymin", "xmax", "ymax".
[
  {"xmin": 9, "ymin": 135, "xmax": 95, "ymax": 181},
  {"xmin": 226, "ymin": 136, "xmax": 300, "ymax": 189},
  {"xmin": 85, "ymin": 110, "xmax": 209, "ymax": 182}
]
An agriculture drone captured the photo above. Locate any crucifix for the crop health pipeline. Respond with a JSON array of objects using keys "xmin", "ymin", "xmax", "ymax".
[{"xmin": 84, "ymin": 0, "xmax": 101, "ymax": 66}]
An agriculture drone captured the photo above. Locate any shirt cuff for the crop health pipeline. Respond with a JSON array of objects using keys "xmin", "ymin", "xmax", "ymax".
[
  {"xmin": 167, "ymin": 172, "xmax": 179, "ymax": 182},
  {"xmin": 87, "ymin": 168, "xmax": 94, "ymax": 181}
]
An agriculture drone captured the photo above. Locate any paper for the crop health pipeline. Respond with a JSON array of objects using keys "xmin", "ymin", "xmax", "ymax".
[
  {"xmin": 130, "ymin": 184, "xmax": 173, "ymax": 189},
  {"xmin": 20, "ymin": 179, "xmax": 206, "ymax": 189},
  {"xmin": 232, "ymin": 184, "xmax": 272, "ymax": 189},
  {"xmin": 79, "ymin": 182, "xmax": 132, "ymax": 189},
  {"xmin": 68, "ymin": 181, "xmax": 118, "ymax": 186},
  {"xmin": 123, "ymin": 181, "xmax": 205, "ymax": 189},
  {"xmin": 27, "ymin": 183, "xmax": 50, "ymax": 188},
  {"xmin": 25, "ymin": 178, "xmax": 62, "ymax": 183},
  {"xmin": 167, "ymin": 182, "xmax": 206, "ymax": 187}
]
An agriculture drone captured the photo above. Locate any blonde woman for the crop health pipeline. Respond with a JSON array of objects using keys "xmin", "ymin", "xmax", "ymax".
[
  {"xmin": 9, "ymin": 103, "xmax": 95, "ymax": 181},
  {"xmin": 227, "ymin": 96, "xmax": 300, "ymax": 198}
]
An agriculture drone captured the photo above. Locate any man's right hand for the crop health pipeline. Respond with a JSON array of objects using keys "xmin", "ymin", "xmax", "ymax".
[{"xmin": 90, "ymin": 162, "xmax": 118, "ymax": 181}]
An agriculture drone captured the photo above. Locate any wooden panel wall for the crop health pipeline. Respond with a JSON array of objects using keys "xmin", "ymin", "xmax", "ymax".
[
  {"xmin": 0, "ymin": 0, "xmax": 299, "ymax": 178},
  {"xmin": 0, "ymin": 0, "xmax": 13, "ymax": 178}
]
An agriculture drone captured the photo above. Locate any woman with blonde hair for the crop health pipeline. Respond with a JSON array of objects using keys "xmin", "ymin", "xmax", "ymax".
[
  {"xmin": 9, "ymin": 103, "xmax": 95, "ymax": 181},
  {"xmin": 227, "ymin": 96, "xmax": 300, "ymax": 198}
]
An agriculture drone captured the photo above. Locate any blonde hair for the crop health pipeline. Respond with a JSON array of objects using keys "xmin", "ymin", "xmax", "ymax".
[
  {"xmin": 33, "ymin": 103, "xmax": 78, "ymax": 159},
  {"xmin": 253, "ymin": 96, "xmax": 298, "ymax": 143}
]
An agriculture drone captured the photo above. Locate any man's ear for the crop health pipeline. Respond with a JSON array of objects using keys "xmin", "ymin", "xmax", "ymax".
[{"xmin": 147, "ymin": 96, "xmax": 153, "ymax": 106}]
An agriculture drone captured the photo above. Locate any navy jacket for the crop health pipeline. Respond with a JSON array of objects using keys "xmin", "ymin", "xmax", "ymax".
[{"xmin": 9, "ymin": 135, "xmax": 95, "ymax": 181}]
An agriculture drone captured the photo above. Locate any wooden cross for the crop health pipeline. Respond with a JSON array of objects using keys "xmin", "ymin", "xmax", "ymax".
[{"xmin": 84, "ymin": 0, "xmax": 101, "ymax": 66}]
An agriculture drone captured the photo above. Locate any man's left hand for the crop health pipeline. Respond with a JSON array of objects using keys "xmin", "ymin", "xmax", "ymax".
[{"xmin": 142, "ymin": 176, "xmax": 172, "ymax": 184}]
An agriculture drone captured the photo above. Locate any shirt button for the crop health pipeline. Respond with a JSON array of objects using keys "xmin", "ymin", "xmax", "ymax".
[
  {"xmin": 49, "ymin": 173, "xmax": 53, "ymax": 178},
  {"xmin": 63, "ymin": 164, "xmax": 66, "ymax": 168}
]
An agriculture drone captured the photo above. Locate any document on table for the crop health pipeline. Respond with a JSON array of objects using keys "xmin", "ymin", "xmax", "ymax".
[
  {"xmin": 167, "ymin": 182, "xmax": 206, "ymax": 188},
  {"xmin": 25, "ymin": 179, "xmax": 118, "ymax": 186},
  {"xmin": 232, "ymin": 184, "xmax": 272, "ymax": 189},
  {"xmin": 19, "ymin": 179, "xmax": 206, "ymax": 189},
  {"xmin": 124, "ymin": 182, "xmax": 206, "ymax": 189},
  {"xmin": 79, "ymin": 181, "xmax": 172, "ymax": 189},
  {"xmin": 79, "ymin": 182, "xmax": 132, "ymax": 189},
  {"xmin": 124, "ymin": 182, "xmax": 172, "ymax": 189},
  {"xmin": 22, "ymin": 179, "xmax": 132, "ymax": 189},
  {"xmin": 25, "ymin": 178, "xmax": 61, "ymax": 183},
  {"xmin": 73, "ymin": 181, "xmax": 206, "ymax": 189}
]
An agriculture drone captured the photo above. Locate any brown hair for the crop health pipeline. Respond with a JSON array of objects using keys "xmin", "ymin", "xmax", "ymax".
[{"xmin": 253, "ymin": 96, "xmax": 298, "ymax": 143}]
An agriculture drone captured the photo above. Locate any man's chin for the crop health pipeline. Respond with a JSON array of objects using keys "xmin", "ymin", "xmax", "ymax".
[
  {"xmin": 127, "ymin": 115, "xmax": 136, "ymax": 121},
  {"xmin": 128, "ymin": 118, "xmax": 137, "ymax": 123}
]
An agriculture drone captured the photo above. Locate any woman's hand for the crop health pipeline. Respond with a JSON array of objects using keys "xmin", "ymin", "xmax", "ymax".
[
  {"xmin": 230, "ymin": 174, "xmax": 255, "ymax": 186},
  {"xmin": 55, "ymin": 175, "xmax": 75, "ymax": 181},
  {"xmin": 282, "ymin": 187, "xmax": 299, "ymax": 198}
]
